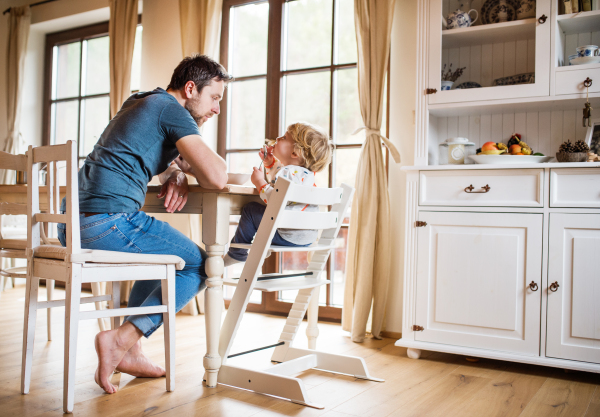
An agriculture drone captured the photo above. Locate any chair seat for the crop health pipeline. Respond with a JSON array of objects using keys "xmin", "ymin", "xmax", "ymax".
[
  {"xmin": 33, "ymin": 245, "xmax": 186, "ymax": 270},
  {"xmin": 229, "ymin": 242, "xmax": 336, "ymax": 253},
  {"xmin": 223, "ymin": 276, "xmax": 329, "ymax": 292},
  {"xmin": 0, "ymin": 266, "xmax": 27, "ymax": 278}
]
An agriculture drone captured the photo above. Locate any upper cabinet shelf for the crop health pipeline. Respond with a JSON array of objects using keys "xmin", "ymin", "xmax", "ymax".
[
  {"xmin": 557, "ymin": 10, "xmax": 600, "ymax": 35},
  {"xmin": 442, "ymin": 18, "xmax": 536, "ymax": 48}
]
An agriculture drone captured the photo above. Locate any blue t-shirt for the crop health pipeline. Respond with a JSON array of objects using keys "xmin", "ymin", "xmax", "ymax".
[{"xmin": 73, "ymin": 88, "xmax": 200, "ymax": 213}]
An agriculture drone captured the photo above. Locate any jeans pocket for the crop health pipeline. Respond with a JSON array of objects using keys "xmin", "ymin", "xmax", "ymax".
[{"xmin": 80, "ymin": 223, "xmax": 142, "ymax": 253}]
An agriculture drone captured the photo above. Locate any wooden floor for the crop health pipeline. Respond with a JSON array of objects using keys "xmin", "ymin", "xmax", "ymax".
[{"xmin": 1, "ymin": 284, "xmax": 600, "ymax": 417}]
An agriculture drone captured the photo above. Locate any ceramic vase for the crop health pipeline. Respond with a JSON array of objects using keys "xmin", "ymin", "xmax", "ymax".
[{"xmin": 441, "ymin": 81, "xmax": 454, "ymax": 90}]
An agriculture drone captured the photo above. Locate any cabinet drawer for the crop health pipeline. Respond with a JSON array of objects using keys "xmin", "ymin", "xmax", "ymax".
[
  {"xmin": 550, "ymin": 168, "xmax": 600, "ymax": 208},
  {"xmin": 555, "ymin": 68, "xmax": 600, "ymax": 96},
  {"xmin": 420, "ymin": 169, "xmax": 544, "ymax": 207}
]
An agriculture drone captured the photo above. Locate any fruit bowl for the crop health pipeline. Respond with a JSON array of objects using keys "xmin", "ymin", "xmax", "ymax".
[
  {"xmin": 469, "ymin": 155, "xmax": 553, "ymax": 164},
  {"xmin": 227, "ymin": 173, "xmax": 251, "ymax": 185}
]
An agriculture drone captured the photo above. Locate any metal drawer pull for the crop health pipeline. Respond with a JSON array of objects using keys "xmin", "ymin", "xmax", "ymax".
[
  {"xmin": 549, "ymin": 281, "xmax": 560, "ymax": 292},
  {"xmin": 584, "ymin": 77, "xmax": 593, "ymax": 88},
  {"xmin": 464, "ymin": 184, "xmax": 491, "ymax": 193},
  {"xmin": 529, "ymin": 281, "xmax": 538, "ymax": 291}
]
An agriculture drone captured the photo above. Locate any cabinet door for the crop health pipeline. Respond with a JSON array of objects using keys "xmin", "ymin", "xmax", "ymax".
[
  {"xmin": 547, "ymin": 214, "xmax": 600, "ymax": 364},
  {"xmin": 428, "ymin": 0, "xmax": 551, "ymax": 104},
  {"xmin": 415, "ymin": 211, "xmax": 543, "ymax": 355}
]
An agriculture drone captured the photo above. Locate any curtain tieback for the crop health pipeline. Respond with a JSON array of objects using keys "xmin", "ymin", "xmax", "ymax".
[{"xmin": 351, "ymin": 126, "xmax": 401, "ymax": 163}]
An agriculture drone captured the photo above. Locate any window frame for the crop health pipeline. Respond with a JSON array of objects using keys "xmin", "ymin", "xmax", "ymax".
[{"xmin": 218, "ymin": 0, "xmax": 389, "ymax": 321}]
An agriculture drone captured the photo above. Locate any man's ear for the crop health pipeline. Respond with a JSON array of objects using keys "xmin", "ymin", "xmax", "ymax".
[{"xmin": 184, "ymin": 81, "xmax": 196, "ymax": 99}]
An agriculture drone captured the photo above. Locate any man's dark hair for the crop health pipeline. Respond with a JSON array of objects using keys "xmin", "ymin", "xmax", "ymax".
[{"xmin": 166, "ymin": 54, "xmax": 233, "ymax": 92}]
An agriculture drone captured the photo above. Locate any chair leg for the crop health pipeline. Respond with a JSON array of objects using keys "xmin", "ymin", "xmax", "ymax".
[
  {"xmin": 63, "ymin": 265, "xmax": 82, "ymax": 413},
  {"xmin": 306, "ymin": 286, "xmax": 320, "ymax": 350},
  {"xmin": 91, "ymin": 282, "xmax": 107, "ymax": 331},
  {"xmin": 162, "ymin": 266, "xmax": 176, "ymax": 392},
  {"xmin": 110, "ymin": 281, "xmax": 121, "ymax": 330},
  {"xmin": 21, "ymin": 274, "xmax": 40, "ymax": 394},
  {"xmin": 46, "ymin": 279, "xmax": 55, "ymax": 341}
]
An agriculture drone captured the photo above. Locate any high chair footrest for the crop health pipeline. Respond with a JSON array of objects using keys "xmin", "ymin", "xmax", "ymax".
[
  {"xmin": 223, "ymin": 277, "xmax": 329, "ymax": 292},
  {"xmin": 229, "ymin": 243, "xmax": 335, "ymax": 253}
]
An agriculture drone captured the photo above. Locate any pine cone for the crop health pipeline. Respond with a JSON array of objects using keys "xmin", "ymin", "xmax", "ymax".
[
  {"xmin": 559, "ymin": 140, "xmax": 574, "ymax": 153},
  {"xmin": 573, "ymin": 140, "xmax": 590, "ymax": 153}
]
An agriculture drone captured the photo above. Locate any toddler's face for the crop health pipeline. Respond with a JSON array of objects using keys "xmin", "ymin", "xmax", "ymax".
[{"xmin": 272, "ymin": 132, "xmax": 297, "ymax": 165}]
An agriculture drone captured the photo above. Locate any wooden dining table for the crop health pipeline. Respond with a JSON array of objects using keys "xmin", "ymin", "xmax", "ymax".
[{"xmin": 0, "ymin": 183, "xmax": 261, "ymax": 388}]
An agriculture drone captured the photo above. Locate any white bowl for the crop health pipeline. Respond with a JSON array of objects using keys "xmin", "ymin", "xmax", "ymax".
[
  {"xmin": 227, "ymin": 173, "xmax": 251, "ymax": 185},
  {"xmin": 469, "ymin": 154, "xmax": 553, "ymax": 164},
  {"xmin": 570, "ymin": 56, "xmax": 600, "ymax": 66}
]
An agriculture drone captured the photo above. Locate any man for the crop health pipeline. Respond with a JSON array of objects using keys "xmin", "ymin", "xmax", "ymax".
[{"xmin": 57, "ymin": 55, "xmax": 232, "ymax": 394}]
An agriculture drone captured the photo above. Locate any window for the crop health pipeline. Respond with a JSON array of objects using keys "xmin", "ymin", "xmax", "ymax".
[
  {"xmin": 219, "ymin": 0, "xmax": 388, "ymax": 320},
  {"xmin": 43, "ymin": 21, "xmax": 143, "ymax": 167}
]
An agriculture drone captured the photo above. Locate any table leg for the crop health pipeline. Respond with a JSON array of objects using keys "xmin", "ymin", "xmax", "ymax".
[{"xmin": 201, "ymin": 193, "xmax": 230, "ymax": 388}]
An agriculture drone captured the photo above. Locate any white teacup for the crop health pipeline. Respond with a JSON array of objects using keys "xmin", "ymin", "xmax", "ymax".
[{"xmin": 576, "ymin": 45, "xmax": 599, "ymax": 57}]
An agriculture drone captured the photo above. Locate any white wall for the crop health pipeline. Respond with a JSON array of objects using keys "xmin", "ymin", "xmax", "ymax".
[{"xmin": 385, "ymin": 0, "xmax": 418, "ymax": 334}]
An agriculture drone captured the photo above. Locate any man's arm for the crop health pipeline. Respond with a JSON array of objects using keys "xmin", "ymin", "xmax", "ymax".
[{"xmin": 176, "ymin": 134, "xmax": 228, "ymax": 189}]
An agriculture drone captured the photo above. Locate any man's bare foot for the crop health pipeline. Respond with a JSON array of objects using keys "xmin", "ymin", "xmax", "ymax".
[
  {"xmin": 94, "ymin": 323, "xmax": 142, "ymax": 394},
  {"xmin": 116, "ymin": 340, "xmax": 165, "ymax": 378}
]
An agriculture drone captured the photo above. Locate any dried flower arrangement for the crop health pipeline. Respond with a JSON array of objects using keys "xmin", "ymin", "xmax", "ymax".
[{"xmin": 441, "ymin": 64, "xmax": 466, "ymax": 82}]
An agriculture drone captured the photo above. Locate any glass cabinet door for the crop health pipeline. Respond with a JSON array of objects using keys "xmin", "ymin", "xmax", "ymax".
[{"xmin": 428, "ymin": 0, "xmax": 551, "ymax": 104}]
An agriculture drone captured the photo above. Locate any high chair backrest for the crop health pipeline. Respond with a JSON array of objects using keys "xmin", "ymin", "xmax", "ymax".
[
  {"xmin": 0, "ymin": 151, "xmax": 28, "ymax": 248},
  {"xmin": 27, "ymin": 141, "xmax": 80, "ymax": 254}
]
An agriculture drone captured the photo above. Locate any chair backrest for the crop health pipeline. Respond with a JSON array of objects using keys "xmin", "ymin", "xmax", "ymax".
[
  {"xmin": 27, "ymin": 141, "xmax": 80, "ymax": 254},
  {"xmin": 0, "ymin": 151, "xmax": 28, "ymax": 249}
]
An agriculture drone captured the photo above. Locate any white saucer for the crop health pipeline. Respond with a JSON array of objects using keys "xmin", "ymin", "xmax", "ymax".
[{"xmin": 570, "ymin": 56, "xmax": 600, "ymax": 66}]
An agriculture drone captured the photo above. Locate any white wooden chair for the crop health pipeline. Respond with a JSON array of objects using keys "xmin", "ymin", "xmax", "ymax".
[
  {"xmin": 22, "ymin": 141, "xmax": 181, "ymax": 413},
  {"xmin": 218, "ymin": 177, "xmax": 383, "ymax": 409}
]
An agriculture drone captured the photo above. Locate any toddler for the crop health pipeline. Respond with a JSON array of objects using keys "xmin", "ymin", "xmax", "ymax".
[{"xmin": 224, "ymin": 122, "xmax": 333, "ymax": 266}]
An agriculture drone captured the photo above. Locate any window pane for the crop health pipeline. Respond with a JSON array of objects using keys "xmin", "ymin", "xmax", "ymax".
[
  {"xmin": 83, "ymin": 36, "xmax": 109, "ymax": 96},
  {"xmin": 51, "ymin": 101, "xmax": 79, "ymax": 145},
  {"xmin": 335, "ymin": 147, "xmax": 361, "ymax": 188},
  {"xmin": 228, "ymin": 152, "xmax": 259, "ymax": 175},
  {"xmin": 228, "ymin": 79, "xmax": 267, "ymax": 149},
  {"xmin": 81, "ymin": 96, "xmax": 110, "ymax": 158},
  {"xmin": 284, "ymin": 0, "xmax": 332, "ymax": 70},
  {"xmin": 335, "ymin": 0, "xmax": 357, "ymax": 64},
  {"xmin": 335, "ymin": 68, "xmax": 364, "ymax": 145},
  {"xmin": 331, "ymin": 226, "xmax": 348, "ymax": 306},
  {"xmin": 230, "ymin": 2, "xmax": 269, "ymax": 77},
  {"xmin": 54, "ymin": 42, "xmax": 81, "ymax": 99},
  {"xmin": 130, "ymin": 26, "xmax": 143, "ymax": 92},
  {"xmin": 284, "ymin": 72, "xmax": 331, "ymax": 134}
]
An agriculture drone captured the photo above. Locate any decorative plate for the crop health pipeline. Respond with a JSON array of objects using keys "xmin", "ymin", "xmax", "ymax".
[
  {"xmin": 469, "ymin": 154, "xmax": 553, "ymax": 164},
  {"xmin": 481, "ymin": 0, "xmax": 519, "ymax": 24},
  {"xmin": 493, "ymin": 72, "xmax": 535, "ymax": 86},
  {"xmin": 454, "ymin": 81, "xmax": 482, "ymax": 89},
  {"xmin": 570, "ymin": 56, "xmax": 600, "ymax": 66}
]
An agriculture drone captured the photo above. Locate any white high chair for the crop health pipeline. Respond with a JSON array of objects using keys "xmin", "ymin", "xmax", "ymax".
[
  {"xmin": 22, "ymin": 141, "xmax": 181, "ymax": 413},
  {"xmin": 218, "ymin": 177, "xmax": 383, "ymax": 409}
]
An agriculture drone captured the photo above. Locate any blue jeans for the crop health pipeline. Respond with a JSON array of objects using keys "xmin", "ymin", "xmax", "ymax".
[
  {"xmin": 58, "ymin": 211, "xmax": 207, "ymax": 337},
  {"xmin": 227, "ymin": 202, "xmax": 308, "ymax": 261}
]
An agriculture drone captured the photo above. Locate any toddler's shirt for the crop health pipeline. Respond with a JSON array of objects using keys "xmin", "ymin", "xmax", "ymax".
[{"xmin": 259, "ymin": 160, "xmax": 318, "ymax": 245}]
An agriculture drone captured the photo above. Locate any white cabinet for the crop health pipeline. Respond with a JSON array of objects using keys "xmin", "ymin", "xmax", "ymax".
[
  {"xmin": 428, "ymin": 0, "xmax": 551, "ymax": 104},
  {"xmin": 547, "ymin": 213, "xmax": 600, "ymax": 364},
  {"xmin": 415, "ymin": 211, "xmax": 543, "ymax": 355}
]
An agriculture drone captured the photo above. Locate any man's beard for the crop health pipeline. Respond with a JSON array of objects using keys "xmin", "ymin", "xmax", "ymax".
[{"xmin": 185, "ymin": 97, "xmax": 206, "ymax": 126}]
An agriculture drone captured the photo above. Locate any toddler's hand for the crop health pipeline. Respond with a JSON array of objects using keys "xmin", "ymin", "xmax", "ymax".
[
  {"xmin": 258, "ymin": 145, "xmax": 274, "ymax": 166},
  {"xmin": 251, "ymin": 167, "xmax": 265, "ymax": 188}
]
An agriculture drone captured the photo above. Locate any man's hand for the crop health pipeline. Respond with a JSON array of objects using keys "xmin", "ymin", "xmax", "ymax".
[
  {"xmin": 251, "ymin": 167, "xmax": 267, "ymax": 190},
  {"xmin": 158, "ymin": 170, "xmax": 189, "ymax": 213}
]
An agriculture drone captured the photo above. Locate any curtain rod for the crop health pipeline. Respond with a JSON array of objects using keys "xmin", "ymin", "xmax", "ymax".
[{"xmin": 3, "ymin": 0, "xmax": 58, "ymax": 15}]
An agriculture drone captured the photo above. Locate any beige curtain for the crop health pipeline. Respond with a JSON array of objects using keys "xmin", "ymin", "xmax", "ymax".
[
  {"xmin": 109, "ymin": 0, "xmax": 138, "ymax": 118},
  {"xmin": 179, "ymin": 0, "xmax": 223, "ymax": 59},
  {"xmin": 342, "ymin": 0, "xmax": 399, "ymax": 343},
  {"xmin": 1, "ymin": 6, "xmax": 30, "ymax": 185},
  {"xmin": 178, "ymin": 0, "xmax": 223, "ymax": 315}
]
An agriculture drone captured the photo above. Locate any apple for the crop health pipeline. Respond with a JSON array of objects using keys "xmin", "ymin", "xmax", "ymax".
[
  {"xmin": 482, "ymin": 142, "xmax": 499, "ymax": 152},
  {"xmin": 509, "ymin": 144, "xmax": 522, "ymax": 155}
]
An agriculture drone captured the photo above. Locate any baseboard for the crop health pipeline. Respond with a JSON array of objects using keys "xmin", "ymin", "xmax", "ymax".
[{"xmin": 381, "ymin": 331, "xmax": 402, "ymax": 339}]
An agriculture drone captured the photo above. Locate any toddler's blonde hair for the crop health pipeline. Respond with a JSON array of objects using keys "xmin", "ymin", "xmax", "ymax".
[{"xmin": 286, "ymin": 122, "xmax": 332, "ymax": 173}]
